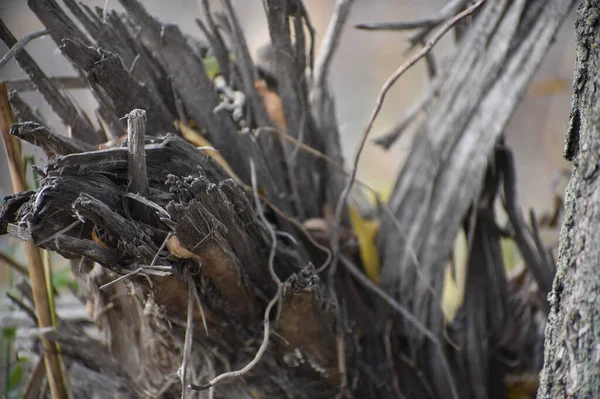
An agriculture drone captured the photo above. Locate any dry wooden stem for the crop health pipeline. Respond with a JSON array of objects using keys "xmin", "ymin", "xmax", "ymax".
[
  {"xmin": 10, "ymin": 122, "xmax": 95, "ymax": 155},
  {"xmin": 0, "ymin": 19, "xmax": 101, "ymax": 143},
  {"xmin": 0, "ymin": 83, "xmax": 69, "ymax": 399},
  {"xmin": 6, "ymin": 76, "xmax": 87, "ymax": 91},
  {"xmin": 313, "ymin": 0, "xmax": 355, "ymax": 90},
  {"xmin": 126, "ymin": 109, "xmax": 149, "ymax": 196}
]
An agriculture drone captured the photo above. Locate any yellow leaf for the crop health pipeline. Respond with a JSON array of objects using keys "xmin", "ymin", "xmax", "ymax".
[
  {"xmin": 174, "ymin": 120, "xmax": 244, "ymax": 186},
  {"xmin": 255, "ymin": 80, "xmax": 286, "ymax": 130},
  {"xmin": 167, "ymin": 235, "xmax": 199, "ymax": 259},
  {"xmin": 348, "ymin": 205, "xmax": 381, "ymax": 284},
  {"xmin": 441, "ymin": 228, "xmax": 468, "ymax": 325}
]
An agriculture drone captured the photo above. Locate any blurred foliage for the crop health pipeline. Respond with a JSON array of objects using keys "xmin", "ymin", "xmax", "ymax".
[
  {"xmin": 2, "ymin": 326, "xmax": 28, "ymax": 399},
  {"xmin": 51, "ymin": 266, "xmax": 77, "ymax": 292}
]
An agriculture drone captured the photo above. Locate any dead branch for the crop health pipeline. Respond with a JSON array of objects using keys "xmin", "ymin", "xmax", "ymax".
[
  {"xmin": 59, "ymin": 39, "xmax": 174, "ymax": 136},
  {"xmin": 0, "ymin": 29, "xmax": 49, "ymax": 69},
  {"xmin": 0, "ymin": 19, "xmax": 102, "ymax": 144},
  {"xmin": 126, "ymin": 109, "xmax": 149, "ymax": 196},
  {"xmin": 10, "ymin": 122, "xmax": 95, "ymax": 155}
]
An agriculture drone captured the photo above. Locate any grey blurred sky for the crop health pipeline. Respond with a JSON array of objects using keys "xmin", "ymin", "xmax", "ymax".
[{"xmin": 0, "ymin": 0, "xmax": 575, "ymax": 213}]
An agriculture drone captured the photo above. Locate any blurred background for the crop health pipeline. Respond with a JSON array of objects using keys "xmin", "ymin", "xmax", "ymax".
[{"xmin": 0, "ymin": 0, "xmax": 574, "ymax": 303}]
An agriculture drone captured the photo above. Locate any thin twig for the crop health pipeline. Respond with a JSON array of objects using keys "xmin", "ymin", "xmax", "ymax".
[
  {"xmin": 372, "ymin": 84, "xmax": 438, "ymax": 149},
  {"xmin": 499, "ymin": 146, "xmax": 552, "ymax": 311},
  {"xmin": 421, "ymin": 39, "xmax": 437, "ymax": 79},
  {"xmin": 190, "ymin": 159, "xmax": 282, "ymax": 391},
  {"xmin": 296, "ymin": 1, "xmax": 316, "ymax": 77},
  {"xmin": 0, "ymin": 250, "xmax": 28, "ymax": 276},
  {"xmin": 6, "ymin": 77, "xmax": 87, "ymax": 92},
  {"xmin": 37, "ymin": 220, "xmax": 81, "ymax": 245},
  {"xmin": 356, "ymin": 18, "xmax": 442, "ymax": 31},
  {"xmin": 328, "ymin": 0, "xmax": 487, "ymax": 284},
  {"xmin": 180, "ymin": 270, "xmax": 195, "ymax": 399},
  {"xmin": 260, "ymin": 194, "xmax": 332, "ymax": 273},
  {"xmin": 405, "ymin": 0, "xmax": 468, "ymax": 53},
  {"xmin": 198, "ymin": 0, "xmax": 230, "ymax": 81},
  {"xmin": 396, "ymin": 352, "xmax": 436, "ymax": 399},
  {"xmin": 339, "ymin": 256, "xmax": 437, "ymax": 344},
  {"xmin": 219, "ymin": 0, "xmax": 270, "ymax": 127},
  {"xmin": 128, "ymin": 54, "xmax": 141, "ymax": 74},
  {"xmin": 529, "ymin": 209, "xmax": 554, "ymax": 272},
  {"xmin": 313, "ymin": 0, "xmax": 355, "ymax": 89},
  {"xmin": 99, "ymin": 228, "xmax": 173, "ymax": 291},
  {"xmin": 260, "ymin": 126, "xmax": 341, "ymax": 168},
  {"xmin": 99, "ymin": 267, "xmax": 144, "ymax": 291},
  {"xmin": 384, "ymin": 320, "xmax": 407, "ymax": 399},
  {"xmin": 150, "ymin": 232, "xmax": 174, "ymax": 270},
  {"xmin": 102, "ymin": 0, "xmax": 111, "ymax": 22},
  {"xmin": 0, "ymin": 29, "xmax": 49, "ymax": 69},
  {"xmin": 7, "ymin": 291, "xmax": 37, "ymax": 323},
  {"xmin": 190, "ymin": 274, "xmax": 209, "ymax": 337}
]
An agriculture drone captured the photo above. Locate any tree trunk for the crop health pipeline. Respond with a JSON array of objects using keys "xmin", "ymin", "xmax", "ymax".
[
  {"xmin": 0, "ymin": 0, "xmax": 575, "ymax": 398},
  {"xmin": 538, "ymin": 1, "xmax": 600, "ymax": 397}
]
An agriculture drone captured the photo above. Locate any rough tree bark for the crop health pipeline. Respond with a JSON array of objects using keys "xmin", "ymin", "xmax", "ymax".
[
  {"xmin": 538, "ymin": 1, "xmax": 600, "ymax": 397},
  {"xmin": 0, "ymin": 0, "xmax": 576, "ymax": 398}
]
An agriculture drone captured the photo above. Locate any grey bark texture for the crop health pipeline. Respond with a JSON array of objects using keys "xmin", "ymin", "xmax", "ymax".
[
  {"xmin": 538, "ymin": 1, "xmax": 600, "ymax": 398},
  {"xmin": 0, "ymin": 0, "xmax": 579, "ymax": 398}
]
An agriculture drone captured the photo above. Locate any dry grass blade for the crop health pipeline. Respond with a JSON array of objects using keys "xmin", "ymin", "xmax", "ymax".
[{"xmin": 0, "ymin": 82, "xmax": 69, "ymax": 399}]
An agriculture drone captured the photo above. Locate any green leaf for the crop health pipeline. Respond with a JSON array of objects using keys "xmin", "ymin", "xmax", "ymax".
[
  {"xmin": 202, "ymin": 53, "xmax": 236, "ymax": 80},
  {"xmin": 7, "ymin": 362, "xmax": 25, "ymax": 393},
  {"xmin": 2, "ymin": 326, "xmax": 17, "ymax": 341}
]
